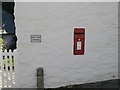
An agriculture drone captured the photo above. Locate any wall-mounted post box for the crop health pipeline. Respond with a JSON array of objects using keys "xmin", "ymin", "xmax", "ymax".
[{"xmin": 74, "ymin": 28, "xmax": 85, "ymax": 55}]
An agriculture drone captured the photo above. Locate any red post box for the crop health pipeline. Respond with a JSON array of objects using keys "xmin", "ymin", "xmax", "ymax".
[{"xmin": 74, "ymin": 28, "xmax": 85, "ymax": 55}]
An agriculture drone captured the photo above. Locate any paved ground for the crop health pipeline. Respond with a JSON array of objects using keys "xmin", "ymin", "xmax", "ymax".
[{"xmin": 58, "ymin": 79, "xmax": 120, "ymax": 88}]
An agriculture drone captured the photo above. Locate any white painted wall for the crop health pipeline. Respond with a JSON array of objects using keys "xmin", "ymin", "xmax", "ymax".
[{"xmin": 15, "ymin": 2, "xmax": 118, "ymax": 88}]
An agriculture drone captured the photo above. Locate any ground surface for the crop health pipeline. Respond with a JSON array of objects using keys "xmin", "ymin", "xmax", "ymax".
[
  {"xmin": 57, "ymin": 79, "xmax": 120, "ymax": 88},
  {"xmin": 0, "ymin": 79, "xmax": 119, "ymax": 89}
]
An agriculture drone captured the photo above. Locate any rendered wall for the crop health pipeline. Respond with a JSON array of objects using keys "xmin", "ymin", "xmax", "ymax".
[{"xmin": 15, "ymin": 2, "xmax": 118, "ymax": 88}]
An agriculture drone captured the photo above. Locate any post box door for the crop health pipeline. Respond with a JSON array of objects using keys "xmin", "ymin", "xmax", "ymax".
[{"xmin": 74, "ymin": 28, "xmax": 85, "ymax": 55}]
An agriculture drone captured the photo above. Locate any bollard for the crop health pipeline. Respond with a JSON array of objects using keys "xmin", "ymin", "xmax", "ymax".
[{"xmin": 37, "ymin": 67, "xmax": 44, "ymax": 89}]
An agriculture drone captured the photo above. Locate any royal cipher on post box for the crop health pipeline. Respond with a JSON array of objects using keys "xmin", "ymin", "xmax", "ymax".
[{"xmin": 74, "ymin": 28, "xmax": 85, "ymax": 55}]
